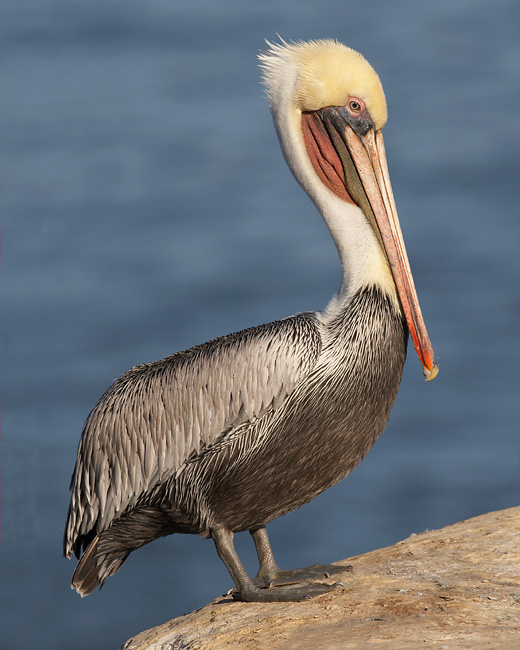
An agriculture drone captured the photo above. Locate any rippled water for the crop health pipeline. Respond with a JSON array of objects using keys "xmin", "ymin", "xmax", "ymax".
[{"xmin": 2, "ymin": 1, "xmax": 519, "ymax": 648}]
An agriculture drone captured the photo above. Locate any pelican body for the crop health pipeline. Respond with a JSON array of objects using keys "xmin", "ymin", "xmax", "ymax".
[{"xmin": 64, "ymin": 39, "xmax": 437, "ymax": 602}]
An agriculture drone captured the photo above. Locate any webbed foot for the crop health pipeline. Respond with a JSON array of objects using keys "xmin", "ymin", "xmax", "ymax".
[
  {"xmin": 254, "ymin": 562, "xmax": 353, "ymax": 587},
  {"xmin": 234, "ymin": 579, "xmax": 345, "ymax": 602}
]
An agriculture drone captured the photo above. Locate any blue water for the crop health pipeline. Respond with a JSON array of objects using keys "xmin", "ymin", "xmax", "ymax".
[{"xmin": 1, "ymin": 1, "xmax": 519, "ymax": 648}]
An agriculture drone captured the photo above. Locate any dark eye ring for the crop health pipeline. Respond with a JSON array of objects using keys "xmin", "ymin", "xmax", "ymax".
[{"xmin": 348, "ymin": 99, "xmax": 361, "ymax": 112}]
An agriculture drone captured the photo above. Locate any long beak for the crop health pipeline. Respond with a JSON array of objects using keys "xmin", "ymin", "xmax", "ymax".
[{"xmin": 318, "ymin": 109, "xmax": 438, "ymax": 380}]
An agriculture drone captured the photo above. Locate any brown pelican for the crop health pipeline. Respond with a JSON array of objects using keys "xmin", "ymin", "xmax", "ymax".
[{"xmin": 64, "ymin": 39, "xmax": 437, "ymax": 602}]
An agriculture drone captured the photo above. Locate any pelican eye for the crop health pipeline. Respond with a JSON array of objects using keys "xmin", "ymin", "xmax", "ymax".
[{"xmin": 348, "ymin": 99, "xmax": 362, "ymax": 112}]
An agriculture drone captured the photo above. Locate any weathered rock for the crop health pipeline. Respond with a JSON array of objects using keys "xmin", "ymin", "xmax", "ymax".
[{"xmin": 122, "ymin": 507, "xmax": 520, "ymax": 649}]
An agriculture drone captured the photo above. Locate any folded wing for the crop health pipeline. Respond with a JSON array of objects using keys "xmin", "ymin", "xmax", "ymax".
[{"xmin": 64, "ymin": 313, "xmax": 321, "ymax": 558}]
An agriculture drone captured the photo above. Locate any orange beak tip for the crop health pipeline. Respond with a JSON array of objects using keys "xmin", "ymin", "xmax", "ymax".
[{"xmin": 423, "ymin": 360, "xmax": 439, "ymax": 382}]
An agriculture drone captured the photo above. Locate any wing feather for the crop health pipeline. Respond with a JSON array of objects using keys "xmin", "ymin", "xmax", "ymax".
[{"xmin": 64, "ymin": 314, "xmax": 321, "ymax": 557}]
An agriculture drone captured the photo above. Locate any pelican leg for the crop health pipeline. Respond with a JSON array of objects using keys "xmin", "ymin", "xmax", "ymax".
[
  {"xmin": 249, "ymin": 525, "xmax": 280, "ymax": 583},
  {"xmin": 212, "ymin": 526, "xmax": 343, "ymax": 602},
  {"xmin": 249, "ymin": 525, "xmax": 352, "ymax": 587}
]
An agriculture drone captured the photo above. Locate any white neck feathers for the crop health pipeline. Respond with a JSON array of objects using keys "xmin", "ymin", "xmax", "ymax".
[{"xmin": 259, "ymin": 40, "xmax": 397, "ymax": 313}]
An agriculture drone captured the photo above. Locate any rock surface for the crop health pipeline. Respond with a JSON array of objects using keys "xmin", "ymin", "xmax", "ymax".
[{"xmin": 122, "ymin": 507, "xmax": 520, "ymax": 649}]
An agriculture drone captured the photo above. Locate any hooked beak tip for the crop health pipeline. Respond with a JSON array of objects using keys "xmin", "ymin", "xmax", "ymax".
[{"xmin": 423, "ymin": 360, "xmax": 439, "ymax": 382}]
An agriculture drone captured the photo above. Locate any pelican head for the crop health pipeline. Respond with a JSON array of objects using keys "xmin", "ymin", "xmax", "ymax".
[{"xmin": 259, "ymin": 39, "xmax": 438, "ymax": 380}]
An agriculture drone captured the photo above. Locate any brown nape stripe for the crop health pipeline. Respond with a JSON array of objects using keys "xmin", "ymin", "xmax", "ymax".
[{"xmin": 301, "ymin": 111, "xmax": 354, "ymax": 204}]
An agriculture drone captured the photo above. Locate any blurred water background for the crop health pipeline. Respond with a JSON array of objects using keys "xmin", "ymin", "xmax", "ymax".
[{"xmin": 1, "ymin": 1, "xmax": 519, "ymax": 648}]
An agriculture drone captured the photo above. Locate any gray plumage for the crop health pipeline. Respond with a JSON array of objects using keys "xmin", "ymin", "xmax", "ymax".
[
  {"xmin": 65, "ymin": 315, "xmax": 319, "ymax": 556},
  {"xmin": 64, "ymin": 288, "xmax": 407, "ymax": 595}
]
